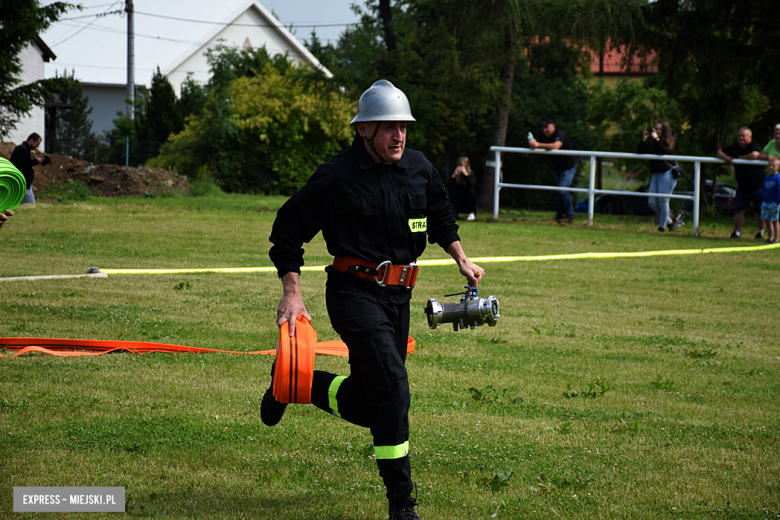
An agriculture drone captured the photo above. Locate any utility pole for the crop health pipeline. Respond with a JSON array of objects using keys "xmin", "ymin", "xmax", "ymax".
[
  {"xmin": 126, "ymin": 0, "xmax": 134, "ymax": 166},
  {"xmin": 126, "ymin": 0, "xmax": 134, "ymax": 120}
]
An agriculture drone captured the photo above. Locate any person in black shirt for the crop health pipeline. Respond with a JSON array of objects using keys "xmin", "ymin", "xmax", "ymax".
[
  {"xmin": 9, "ymin": 133, "xmax": 44, "ymax": 205},
  {"xmin": 638, "ymin": 121, "xmax": 681, "ymax": 232},
  {"xmin": 265, "ymin": 80, "xmax": 485, "ymax": 520},
  {"xmin": 717, "ymin": 127, "xmax": 765, "ymax": 239},
  {"xmin": 529, "ymin": 118, "xmax": 577, "ymax": 223},
  {"xmin": 447, "ymin": 156, "xmax": 477, "ymax": 220}
]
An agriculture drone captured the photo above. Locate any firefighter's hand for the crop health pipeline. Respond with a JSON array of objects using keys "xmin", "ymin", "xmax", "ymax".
[
  {"xmin": 459, "ymin": 260, "xmax": 485, "ymax": 287},
  {"xmin": 447, "ymin": 241, "xmax": 485, "ymax": 287},
  {"xmin": 277, "ymin": 272, "xmax": 311, "ymax": 336},
  {"xmin": 0, "ymin": 209, "xmax": 13, "ymax": 229},
  {"xmin": 276, "ymin": 295, "xmax": 311, "ymax": 336}
]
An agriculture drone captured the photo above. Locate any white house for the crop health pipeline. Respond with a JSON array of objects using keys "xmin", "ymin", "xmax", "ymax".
[
  {"xmin": 7, "ymin": 36, "xmax": 57, "ymax": 149},
  {"xmin": 42, "ymin": 0, "xmax": 332, "ymax": 135}
]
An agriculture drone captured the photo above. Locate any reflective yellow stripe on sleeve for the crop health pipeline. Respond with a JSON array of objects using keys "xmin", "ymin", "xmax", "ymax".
[
  {"xmin": 328, "ymin": 376, "xmax": 346, "ymax": 418},
  {"xmin": 374, "ymin": 440, "xmax": 409, "ymax": 460}
]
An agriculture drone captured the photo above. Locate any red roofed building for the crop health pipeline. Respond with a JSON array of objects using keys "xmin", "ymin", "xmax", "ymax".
[
  {"xmin": 525, "ymin": 37, "xmax": 657, "ymax": 78},
  {"xmin": 586, "ymin": 44, "xmax": 657, "ymax": 76}
]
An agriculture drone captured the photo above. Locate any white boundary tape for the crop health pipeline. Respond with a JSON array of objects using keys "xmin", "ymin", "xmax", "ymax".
[{"xmin": 0, "ymin": 272, "xmax": 108, "ymax": 282}]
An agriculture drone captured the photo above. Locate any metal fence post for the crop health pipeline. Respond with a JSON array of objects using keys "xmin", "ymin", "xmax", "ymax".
[
  {"xmin": 693, "ymin": 161, "xmax": 701, "ymax": 236},
  {"xmin": 588, "ymin": 156, "xmax": 596, "ymax": 226},
  {"xmin": 493, "ymin": 149, "xmax": 502, "ymax": 220}
]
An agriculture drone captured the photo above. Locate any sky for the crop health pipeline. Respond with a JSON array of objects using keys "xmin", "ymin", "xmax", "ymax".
[
  {"xmin": 259, "ymin": 0, "xmax": 363, "ymax": 45},
  {"xmin": 40, "ymin": 0, "xmax": 365, "ymax": 85}
]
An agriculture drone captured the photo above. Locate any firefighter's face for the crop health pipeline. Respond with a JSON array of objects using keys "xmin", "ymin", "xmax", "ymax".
[{"xmin": 360, "ymin": 121, "xmax": 407, "ymax": 164}]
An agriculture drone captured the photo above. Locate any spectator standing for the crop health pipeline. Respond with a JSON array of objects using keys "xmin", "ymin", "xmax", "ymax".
[
  {"xmin": 717, "ymin": 127, "xmax": 765, "ymax": 239},
  {"xmin": 9, "ymin": 133, "xmax": 44, "ymax": 205},
  {"xmin": 759, "ymin": 124, "xmax": 780, "ymax": 160},
  {"xmin": 638, "ymin": 121, "xmax": 681, "ymax": 232},
  {"xmin": 529, "ymin": 118, "xmax": 577, "ymax": 223},
  {"xmin": 760, "ymin": 156, "xmax": 780, "ymax": 244},
  {"xmin": 447, "ymin": 156, "xmax": 477, "ymax": 221}
]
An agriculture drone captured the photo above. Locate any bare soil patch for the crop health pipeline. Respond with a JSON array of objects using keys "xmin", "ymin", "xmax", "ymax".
[{"xmin": 1, "ymin": 142, "xmax": 190, "ymax": 199}]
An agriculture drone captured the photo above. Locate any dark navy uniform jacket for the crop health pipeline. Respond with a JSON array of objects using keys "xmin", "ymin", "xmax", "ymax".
[{"xmin": 270, "ymin": 135, "xmax": 460, "ymax": 280}]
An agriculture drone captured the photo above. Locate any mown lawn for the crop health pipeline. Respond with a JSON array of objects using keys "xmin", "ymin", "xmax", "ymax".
[{"xmin": 1, "ymin": 195, "xmax": 778, "ymax": 519}]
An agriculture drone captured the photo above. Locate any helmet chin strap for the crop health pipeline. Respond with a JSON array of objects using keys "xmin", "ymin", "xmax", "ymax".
[{"xmin": 364, "ymin": 122, "xmax": 387, "ymax": 164}]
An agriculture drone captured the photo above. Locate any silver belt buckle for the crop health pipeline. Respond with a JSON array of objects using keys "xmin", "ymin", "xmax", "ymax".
[
  {"xmin": 399, "ymin": 266, "xmax": 409, "ymax": 285},
  {"xmin": 400, "ymin": 262, "xmax": 417, "ymax": 289},
  {"xmin": 374, "ymin": 260, "xmax": 391, "ymax": 287}
]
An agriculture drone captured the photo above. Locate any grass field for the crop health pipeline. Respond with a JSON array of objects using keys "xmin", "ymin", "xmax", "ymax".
[{"xmin": 1, "ymin": 195, "xmax": 779, "ymax": 519}]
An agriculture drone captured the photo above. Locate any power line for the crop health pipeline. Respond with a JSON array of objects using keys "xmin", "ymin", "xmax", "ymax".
[
  {"xmin": 60, "ymin": 9, "xmax": 125, "ymax": 21},
  {"xmin": 61, "ymin": 9, "xmax": 361, "ymax": 29},
  {"xmin": 56, "ymin": 20, "xmax": 213, "ymax": 46},
  {"xmin": 51, "ymin": 62, "xmax": 161, "ymax": 72},
  {"xmin": 137, "ymin": 11, "xmax": 360, "ymax": 28},
  {"xmin": 56, "ymin": 16, "xmax": 345, "ymax": 47},
  {"xmin": 52, "ymin": 2, "xmax": 125, "ymax": 46}
]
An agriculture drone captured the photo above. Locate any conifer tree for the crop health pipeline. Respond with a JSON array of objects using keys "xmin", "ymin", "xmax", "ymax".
[
  {"xmin": 137, "ymin": 68, "xmax": 184, "ymax": 158},
  {"xmin": 51, "ymin": 71, "xmax": 95, "ymax": 159}
]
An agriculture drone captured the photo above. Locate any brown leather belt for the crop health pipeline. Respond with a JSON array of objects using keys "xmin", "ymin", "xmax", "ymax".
[{"xmin": 332, "ymin": 256, "xmax": 419, "ymax": 289}]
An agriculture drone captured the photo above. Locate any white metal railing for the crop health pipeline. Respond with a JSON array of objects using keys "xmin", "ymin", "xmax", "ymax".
[{"xmin": 490, "ymin": 146, "xmax": 769, "ymax": 236}]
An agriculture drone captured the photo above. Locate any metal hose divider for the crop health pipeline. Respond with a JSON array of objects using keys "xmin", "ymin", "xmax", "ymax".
[{"xmin": 425, "ymin": 287, "xmax": 500, "ymax": 331}]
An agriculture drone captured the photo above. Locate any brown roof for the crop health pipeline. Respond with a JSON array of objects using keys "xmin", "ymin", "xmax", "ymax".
[{"xmin": 33, "ymin": 35, "xmax": 57, "ymax": 62}]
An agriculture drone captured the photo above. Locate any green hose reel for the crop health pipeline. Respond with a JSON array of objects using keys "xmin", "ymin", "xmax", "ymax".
[{"xmin": 0, "ymin": 157, "xmax": 26, "ymax": 212}]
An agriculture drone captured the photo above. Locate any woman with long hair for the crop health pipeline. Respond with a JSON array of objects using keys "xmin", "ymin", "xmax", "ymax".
[
  {"xmin": 448, "ymin": 156, "xmax": 477, "ymax": 220},
  {"xmin": 639, "ymin": 121, "xmax": 680, "ymax": 232}
]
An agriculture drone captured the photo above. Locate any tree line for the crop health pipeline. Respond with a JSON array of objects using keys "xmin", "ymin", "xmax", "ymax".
[{"xmin": 3, "ymin": 0, "xmax": 777, "ymax": 210}]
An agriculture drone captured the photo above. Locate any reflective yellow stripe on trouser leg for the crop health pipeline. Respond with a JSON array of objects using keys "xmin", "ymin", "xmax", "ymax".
[
  {"xmin": 328, "ymin": 376, "xmax": 347, "ymax": 418},
  {"xmin": 374, "ymin": 441, "xmax": 409, "ymax": 460}
]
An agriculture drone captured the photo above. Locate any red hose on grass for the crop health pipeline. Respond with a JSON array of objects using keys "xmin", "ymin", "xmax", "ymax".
[{"xmin": 0, "ymin": 332, "xmax": 415, "ymax": 359}]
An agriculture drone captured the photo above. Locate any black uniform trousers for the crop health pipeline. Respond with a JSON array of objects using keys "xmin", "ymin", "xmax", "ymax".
[{"xmin": 311, "ymin": 267, "xmax": 413, "ymax": 507}]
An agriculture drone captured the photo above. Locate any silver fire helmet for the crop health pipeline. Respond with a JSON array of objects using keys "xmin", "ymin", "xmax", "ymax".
[{"xmin": 350, "ymin": 80, "xmax": 416, "ymax": 124}]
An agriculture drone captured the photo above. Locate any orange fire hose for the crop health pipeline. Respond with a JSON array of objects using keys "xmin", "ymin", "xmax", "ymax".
[
  {"xmin": 0, "ymin": 331, "xmax": 416, "ymax": 359},
  {"xmin": 273, "ymin": 317, "xmax": 317, "ymax": 404},
  {"xmin": 1, "ymin": 325, "xmax": 416, "ymax": 407}
]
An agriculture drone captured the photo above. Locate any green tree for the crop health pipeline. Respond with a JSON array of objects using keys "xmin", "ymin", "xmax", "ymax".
[
  {"xmin": 102, "ymin": 95, "xmax": 147, "ymax": 166},
  {"xmin": 230, "ymin": 63, "xmax": 354, "ymax": 191},
  {"xmin": 304, "ymin": 30, "xmax": 338, "ymax": 73},
  {"xmin": 179, "ymin": 75, "xmax": 207, "ymax": 120},
  {"xmin": 148, "ymin": 47, "xmax": 354, "ymax": 194},
  {"xmin": 620, "ymin": 0, "xmax": 778, "ymax": 153},
  {"xmin": 50, "ymin": 71, "xmax": 97, "ymax": 159},
  {"xmin": 0, "ymin": 0, "xmax": 72, "ymax": 139},
  {"xmin": 397, "ymin": 0, "xmax": 644, "ymax": 211},
  {"xmin": 321, "ymin": 1, "xmax": 394, "ymax": 95},
  {"xmin": 606, "ymin": 0, "xmax": 778, "ymax": 207},
  {"xmin": 136, "ymin": 68, "xmax": 183, "ymax": 160},
  {"xmin": 586, "ymin": 79, "xmax": 682, "ymax": 182},
  {"xmin": 501, "ymin": 57, "xmax": 596, "ymax": 210}
]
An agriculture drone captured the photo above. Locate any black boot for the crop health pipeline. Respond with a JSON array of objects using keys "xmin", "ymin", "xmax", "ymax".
[
  {"xmin": 388, "ymin": 497, "xmax": 420, "ymax": 520},
  {"xmin": 260, "ymin": 362, "xmax": 287, "ymax": 426}
]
